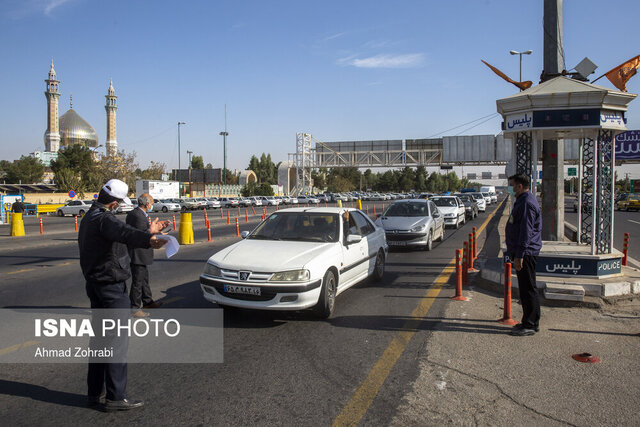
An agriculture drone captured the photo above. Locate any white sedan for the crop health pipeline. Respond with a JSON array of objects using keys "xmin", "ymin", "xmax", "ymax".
[
  {"xmin": 431, "ymin": 196, "xmax": 466, "ymax": 228},
  {"xmin": 56, "ymin": 200, "xmax": 94, "ymax": 217},
  {"xmin": 200, "ymin": 207, "xmax": 388, "ymax": 318}
]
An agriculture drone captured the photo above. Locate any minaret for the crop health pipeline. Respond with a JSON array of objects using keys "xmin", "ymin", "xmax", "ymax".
[
  {"xmin": 44, "ymin": 60, "xmax": 60, "ymax": 152},
  {"xmin": 105, "ymin": 79, "xmax": 118, "ymax": 157}
]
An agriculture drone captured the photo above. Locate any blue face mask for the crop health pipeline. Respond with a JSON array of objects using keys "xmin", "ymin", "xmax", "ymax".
[{"xmin": 507, "ymin": 185, "xmax": 516, "ymax": 196}]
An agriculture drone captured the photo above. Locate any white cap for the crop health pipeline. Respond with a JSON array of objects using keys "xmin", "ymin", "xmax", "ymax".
[{"xmin": 102, "ymin": 179, "xmax": 131, "ymax": 205}]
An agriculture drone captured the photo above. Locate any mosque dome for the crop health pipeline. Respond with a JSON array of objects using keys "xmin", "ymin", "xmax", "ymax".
[{"xmin": 59, "ymin": 108, "xmax": 99, "ymax": 148}]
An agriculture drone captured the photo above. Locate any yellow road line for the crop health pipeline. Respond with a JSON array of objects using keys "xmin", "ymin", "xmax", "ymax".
[
  {"xmin": 332, "ymin": 198, "xmax": 506, "ymax": 427},
  {"xmin": 158, "ymin": 296, "xmax": 184, "ymax": 305},
  {"xmin": 6, "ymin": 268, "xmax": 36, "ymax": 275},
  {"xmin": 0, "ymin": 340, "xmax": 39, "ymax": 356}
]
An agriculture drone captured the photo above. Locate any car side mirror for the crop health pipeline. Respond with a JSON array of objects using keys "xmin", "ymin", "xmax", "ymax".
[
  {"xmin": 240, "ymin": 231, "xmax": 250, "ymax": 239},
  {"xmin": 346, "ymin": 234, "xmax": 362, "ymax": 245}
]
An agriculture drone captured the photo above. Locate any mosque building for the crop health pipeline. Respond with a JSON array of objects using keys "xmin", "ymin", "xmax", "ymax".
[{"xmin": 35, "ymin": 60, "xmax": 118, "ymax": 166}]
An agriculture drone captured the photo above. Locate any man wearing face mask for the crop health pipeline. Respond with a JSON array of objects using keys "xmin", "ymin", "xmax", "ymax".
[
  {"xmin": 78, "ymin": 179, "xmax": 170, "ymax": 411},
  {"xmin": 505, "ymin": 174, "xmax": 542, "ymax": 336}
]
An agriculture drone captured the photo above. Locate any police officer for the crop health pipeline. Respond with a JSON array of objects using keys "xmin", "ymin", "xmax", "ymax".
[
  {"xmin": 11, "ymin": 198, "xmax": 25, "ymax": 213},
  {"xmin": 78, "ymin": 179, "xmax": 169, "ymax": 411}
]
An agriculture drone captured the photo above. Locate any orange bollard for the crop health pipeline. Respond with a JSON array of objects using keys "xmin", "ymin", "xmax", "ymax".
[
  {"xmin": 622, "ymin": 233, "xmax": 629, "ymax": 266},
  {"xmin": 235, "ymin": 218, "xmax": 240, "ymax": 237},
  {"xmin": 245, "ymin": 209, "xmax": 249, "ymax": 222},
  {"xmin": 172, "ymin": 214, "xmax": 176, "ymax": 230},
  {"xmin": 74, "ymin": 215, "xmax": 78, "ymax": 232},
  {"xmin": 227, "ymin": 211, "xmax": 230, "ymax": 225},
  {"xmin": 468, "ymin": 233, "xmax": 478, "ymax": 272},
  {"xmin": 220, "ymin": 208, "xmax": 223, "ymax": 218},
  {"xmin": 237, "ymin": 206, "xmax": 241, "ymax": 217},
  {"xmin": 452, "ymin": 249, "xmax": 467, "ymax": 301},
  {"xmin": 39, "ymin": 218, "xmax": 44, "ymax": 235},
  {"xmin": 382, "ymin": 203, "xmax": 385, "ymax": 212},
  {"xmin": 207, "ymin": 223, "xmax": 212, "ymax": 242},
  {"xmin": 251, "ymin": 206, "xmax": 256, "ymax": 216},
  {"xmin": 373, "ymin": 205, "xmax": 377, "ymax": 216},
  {"xmin": 472, "ymin": 226, "xmax": 478, "ymax": 260},
  {"xmin": 462, "ymin": 241, "xmax": 468, "ymax": 286},
  {"xmin": 366, "ymin": 206, "xmax": 369, "ymax": 216},
  {"xmin": 498, "ymin": 262, "xmax": 517, "ymax": 325}
]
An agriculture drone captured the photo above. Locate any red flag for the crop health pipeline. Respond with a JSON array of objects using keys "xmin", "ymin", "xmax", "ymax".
[
  {"xmin": 481, "ymin": 60, "xmax": 532, "ymax": 91},
  {"xmin": 604, "ymin": 54, "xmax": 640, "ymax": 92}
]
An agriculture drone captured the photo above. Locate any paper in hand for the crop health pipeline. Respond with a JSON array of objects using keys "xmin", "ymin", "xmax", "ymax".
[{"xmin": 156, "ymin": 235, "xmax": 180, "ymax": 258}]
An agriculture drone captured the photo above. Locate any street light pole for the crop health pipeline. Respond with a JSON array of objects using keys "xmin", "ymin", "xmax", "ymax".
[
  {"xmin": 219, "ymin": 131, "xmax": 228, "ymax": 185},
  {"xmin": 177, "ymin": 121, "xmax": 186, "ymax": 195},
  {"xmin": 187, "ymin": 150, "xmax": 193, "ymax": 196},
  {"xmin": 509, "ymin": 50, "xmax": 532, "ymax": 89}
]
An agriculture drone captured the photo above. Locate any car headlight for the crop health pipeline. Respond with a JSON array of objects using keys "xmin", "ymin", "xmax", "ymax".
[
  {"xmin": 269, "ymin": 269, "xmax": 310, "ymax": 282},
  {"xmin": 203, "ymin": 263, "xmax": 221, "ymax": 277},
  {"xmin": 465, "ymin": 206, "xmax": 471, "ymax": 211},
  {"xmin": 445, "ymin": 213, "xmax": 455, "ymax": 218},
  {"xmin": 410, "ymin": 224, "xmax": 427, "ymax": 232}
]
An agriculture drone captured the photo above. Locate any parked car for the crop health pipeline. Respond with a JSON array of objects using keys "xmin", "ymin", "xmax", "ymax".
[
  {"xmin": 153, "ymin": 199, "xmax": 181, "ymax": 213},
  {"xmin": 260, "ymin": 196, "xmax": 279, "ymax": 206},
  {"xmin": 456, "ymin": 194, "xmax": 479, "ymax": 220},
  {"xmin": 469, "ymin": 193, "xmax": 487, "ymax": 212},
  {"xmin": 199, "ymin": 207, "xmax": 387, "ymax": 318},
  {"xmin": 250, "ymin": 196, "xmax": 263, "ymax": 207},
  {"xmin": 374, "ymin": 199, "xmax": 445, "ymax": 251},
  {"xmin": 203, "ymin": 198, "xmax": 221, "ymax": 209},
  {"xmin": 617, "ymin": 194, "xmax": 640, "ymax": 211},
  {"xmin": 298, "ymin": 195, "xmax": 320, "ymax": 204},
  {"xmin": 430, "ymin": 196, "xmax": 466, "ymax": 228},
  {"xmin": 192, "ymin": 198, "xmax": 208, "ymax": 209},
  {"xmin": 219, "ymin": 197, "xmax": 240, "ymax": 208},
  {"xmin": 56, "ymin": 200, "xmax": 94, "ymax": 217},
  {"xmin": 238, "ymin": 197, "xmax": 252, "ymax": 207},
  {"xmin": 114, "ymin": 199, "xmax": 134, "ymax": 214},
  {"xmin": 173, "ymin": 198, "xmax": 200, "ymax": 211}
]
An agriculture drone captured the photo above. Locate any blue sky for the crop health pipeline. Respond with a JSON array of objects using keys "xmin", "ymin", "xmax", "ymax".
[{"xmin": 1, "ymin": 0, "xmax": 639, "ymax": 171}]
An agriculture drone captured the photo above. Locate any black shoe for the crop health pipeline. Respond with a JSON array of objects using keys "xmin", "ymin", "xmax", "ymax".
[
  {"xmin": 513, "ymin": 323, "xmax": 540, "ymax": 332},
  {"xmin": 105, "ymin": 398, "xmax": 144, "ymax": 411},
  {"xmin": 510, "ymin": 328, "xmax": 536, "ymax": 336}
]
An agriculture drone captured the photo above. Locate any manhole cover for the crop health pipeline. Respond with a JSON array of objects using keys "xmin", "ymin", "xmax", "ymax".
[{"xmin": 572, "ymin": 353, "xmax": 601, "ymax": 363}]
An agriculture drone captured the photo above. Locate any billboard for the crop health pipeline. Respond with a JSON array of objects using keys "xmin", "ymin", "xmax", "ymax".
[{"xmin": 616, "ymin": 130, "xmax": 640, "ymax": 160}]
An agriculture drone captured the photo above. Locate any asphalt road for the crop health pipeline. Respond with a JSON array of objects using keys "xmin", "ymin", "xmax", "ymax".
[{"xmin": 0, "ymin": 200, "xmax": 506, "ymax": 425}]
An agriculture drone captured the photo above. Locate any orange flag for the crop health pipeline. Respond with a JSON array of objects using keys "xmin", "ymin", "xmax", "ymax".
[
  {"xmin": 604, "ymin": 54, "xmax": 640, "ymax": 92},
  {"xmin": 481, "ymin": 60, "xmax": 532, "ymax": 91}
]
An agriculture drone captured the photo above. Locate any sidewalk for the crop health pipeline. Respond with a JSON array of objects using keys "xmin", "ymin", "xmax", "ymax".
[{"xmin": 391, "ymin": 200, "xmax": 640, "ymax": 426}]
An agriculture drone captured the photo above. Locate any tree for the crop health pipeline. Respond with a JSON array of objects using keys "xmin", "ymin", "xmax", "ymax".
[
  {"xmin": 136, "ymin": 161, "xmax": 166, "ymax": 180},
  {"xmin": 311, "ymin": 169, "xmax": 326, "ymax": 190},
  {"xmin": 223, "ymin": 169, "xmax": 239, "ymax": 185},
  {"xmin": 4, "ymin": 156, "xmax": 45, "ymax": 184},
  {"xmin": 50, "ymin": 145, "xmax": 94, "ymax": 177},
  {"xmin": 54, "ymin": 167, "xmax": 82, "ymax": 194},
  {"xmin": 241, "ymin": 182, "xmax": 274, "ymax": 196},
  {"xmin": 415, "ymin": 166, "xmax": 427, "ymax": 192},
  {"xmin": 92, "ymin": 150, "xmax": 139, "ymax": 191},
  {"xmin": 205, "ymin": 163, "xmax": 213, "ymax": 169},
  {"xmin": 191, "ymin": 155, "xmax": 204, "ymax": 169}
]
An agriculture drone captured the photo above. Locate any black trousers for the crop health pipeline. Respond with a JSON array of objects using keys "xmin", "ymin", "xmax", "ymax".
[
  {"xmin": 515, "ymin": 255, "xmax": 540, "ymax": 329},
  {"xmin": 85, "ymin": 281, "xmax": 129, "ymax": 401},
  {"xmin": 129, "ymin": 264, "xmax": 153, "ymax": 309}
]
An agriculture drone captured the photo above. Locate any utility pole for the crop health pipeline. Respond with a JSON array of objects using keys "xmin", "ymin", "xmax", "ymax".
[
  {"xmin": 177, "ymin": 121, "xmax": 186, "ymax": 196},
  {"xmin": 219, "ymin": 105, "xmax": 228, "ymax": 186},
  {"xmin": 540, "ymin": 0, "xmax": 565, "ymax": 241},
  {"xmin": 187, "ymin": 150, "xmax": 193, "ymax": 196}
]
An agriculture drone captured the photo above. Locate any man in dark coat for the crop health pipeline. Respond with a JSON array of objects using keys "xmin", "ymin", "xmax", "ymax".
[
  {"xmin": 11, "ymin": 198, "xmax": 25, "ymax": 213},
  {"xmin": 505, "ymin": 173, "xmax": 543, "ymax": 336},
  {"xmin": 126, "ymin": 193, "xmax": 162, "ymax": 317},
  {"xmin": 78, "ymin": 179, "xmax": 169, "ymax": 411}
]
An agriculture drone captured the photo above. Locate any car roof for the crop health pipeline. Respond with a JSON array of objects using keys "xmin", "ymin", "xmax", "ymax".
[{"xmin": 275, "ymin": 207, "xmax": 356, "ymax": 214}]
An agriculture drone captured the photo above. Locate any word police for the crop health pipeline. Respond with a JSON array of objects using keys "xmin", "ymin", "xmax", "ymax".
[{"xmin": 35, "ymin": 318, "xmax": 180, "ymax": 337}]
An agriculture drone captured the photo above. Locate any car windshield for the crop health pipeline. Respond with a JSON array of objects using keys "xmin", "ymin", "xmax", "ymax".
[
  {"xmin": 471, "ymin": 193, "xmax": 483, "ymax": 200},
  {"xmin": 458, "ymin": 195, "xmax": 473, "ymax": 203},
  {"xmin": 482, "ymin": 193, "xmax": 489, "ymax": 197},
  {"xmin": 249, "ymin": 212, "xmax": 339, "ymax": 242},
  {"xmin": 432, "ymin": 198, "xmax": 457, "ymax": 207},
  {"xmin": 383, "ymin": 202, "xmax": 429, "ymax": 217}
]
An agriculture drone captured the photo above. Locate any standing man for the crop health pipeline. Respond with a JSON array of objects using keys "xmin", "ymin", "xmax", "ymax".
[
  {"xmin": 505, "ymin": 174, "xmax": 542, "ymax": 336},
  {"xmin": 78, "ymin": 179, "xmax": 169, "ymax": 411},
  {"xmin": 11, "ymin": 198, "xmax": 25, "ymax": 213},
  {"xmin": 127, "ymin": 193, "xmax": 162, "ymax": 318}
]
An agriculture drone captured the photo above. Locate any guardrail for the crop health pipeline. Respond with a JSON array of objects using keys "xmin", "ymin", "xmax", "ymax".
[{"xmin": 36, "ymin": 204, "xmax": 64, "ymax": 215}]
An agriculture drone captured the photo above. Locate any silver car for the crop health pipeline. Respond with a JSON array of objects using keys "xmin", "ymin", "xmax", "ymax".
[
  {"xmin": 153, "ymin": 199, "xmax": 181, "ymax": 213},
  {"xmin": 374, "ymin": 199, "xmax": 445, "ymax": 251}
]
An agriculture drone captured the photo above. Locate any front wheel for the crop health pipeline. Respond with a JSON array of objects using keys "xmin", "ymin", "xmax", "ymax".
[
  {"xmin": 425, "ymin": 230, "xmax": 433, "ymax": 251},
  {"xmin": 314, "ymin": 270, "xmax": 337, "ymax": 319},
  {"xmin": 162, "ymin": 206, "xmax": 168, "ymax": 213},
  {"xmin": 78, "ymin": 210, "xmax": 85, "ymax": 216},
  {"xmin": 57, "ymin": 210, "xmax": 64, "ymax": 217},
  {"xmin": 372, "ymin": 250, "xmax": 385, "ymax": 281}
]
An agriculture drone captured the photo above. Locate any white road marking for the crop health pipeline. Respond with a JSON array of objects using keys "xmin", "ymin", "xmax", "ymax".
[{"xmin": 628, "ymin": 219, "xmax": 640, "ymax": 225}]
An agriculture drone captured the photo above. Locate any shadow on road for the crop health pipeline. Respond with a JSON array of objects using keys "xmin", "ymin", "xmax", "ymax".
[{"xmin": 0, "ymin": 379, "xmax": 93, "ymax": 410}]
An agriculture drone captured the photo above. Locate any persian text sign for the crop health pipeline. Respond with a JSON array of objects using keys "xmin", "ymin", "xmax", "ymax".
[{"xmin": 615, "ymin": 130, "xmax": 640, "ymax": 159}]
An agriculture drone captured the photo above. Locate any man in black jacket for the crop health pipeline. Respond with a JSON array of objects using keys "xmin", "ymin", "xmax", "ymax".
[
  {"xmin": 78, "ymin": 179, "xmax": 169, "ymax": 411},
  {"xmin": 127, "ymin": 193, "xmax": 162, "ymax": 317}
]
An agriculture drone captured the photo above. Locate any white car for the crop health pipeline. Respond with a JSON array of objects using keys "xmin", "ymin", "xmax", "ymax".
[
  {"xmin": 219, "ymin": 197, "xmax": 239, "ymax": 208},
  {"xmin": 430, "ymin": 196, "xmax": 466, "ymax": 228},
  {"xmin": 153, "ymin": 199, "xmax": 181, "ymax": 213},
  {"xmin": 56, "ymin": 200, "xmax": 94, "ymax": 217},
  {"xmin": 469, "ymin": 193, "xmax": 487, "ymax": 212},
  {"xmin": 298, "ymin": 195, "xmax": 320, "ymax": 204},
  {"xmin": 114, "ymin": 200, "xmax": 134, "ymax": 214},
  {"xmin": 250, "ymin": 197, "xmax": 263, "ymax": 207},
  {"xmin": 203, "ymin": 198, "xmax": 221, "ymax": 209},
  {"xmin": 200, "ymin": 207, "xmax": 388, "ymax": 318},
  {"xmin": 481, "ymin": 192, "xmax": 492, "ymax": 205},
  {"xmin": 260, "ymin": 196, "xmax": 279, "ymax": 206}
]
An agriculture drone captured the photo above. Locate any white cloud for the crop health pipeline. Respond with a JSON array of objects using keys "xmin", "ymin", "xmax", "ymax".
[
  {"xmin": 3, "ymin": 0, "xmax": 74, "ymax": 19},
  {"xmin": 44, "ymin": 0, "xmax": 73, "ymax": 15},
  {"xmin": 339, "ymin": 53, "xmax": 425, "ymax": 69}
]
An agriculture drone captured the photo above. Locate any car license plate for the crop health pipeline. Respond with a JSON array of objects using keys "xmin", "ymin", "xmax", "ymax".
[
  {"xmin": 388, "ymin": 241, "xmax": 406, "ymax": 246},
  {"xmin": 223, "ymin": 284, "xmax": 261, "ymax": 296}
]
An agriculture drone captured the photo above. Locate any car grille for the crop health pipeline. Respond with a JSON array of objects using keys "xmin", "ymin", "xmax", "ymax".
[
  {"xmin": 220, "ymin": 268, "xmax": 272, "ymax": 282},
  {"xmin": 385, "ymin": 232, "xmax": 426, "ymax": 241}
]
